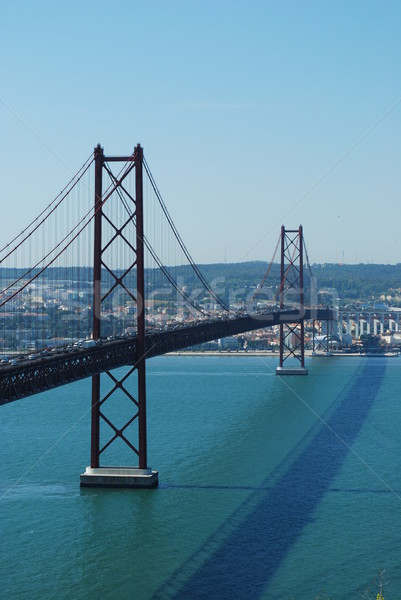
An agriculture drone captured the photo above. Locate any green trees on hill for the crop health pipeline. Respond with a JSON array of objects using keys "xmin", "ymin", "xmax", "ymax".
[{"xmin": 193, "ymin": 262, "xmax": 401, "ymax": 307}]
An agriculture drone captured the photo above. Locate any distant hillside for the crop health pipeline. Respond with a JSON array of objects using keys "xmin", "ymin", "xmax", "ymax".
[
  {"xmin": 308, "ymin": 263, "xmax": 401, "ymax": 304},
  {"xmin": 193, "ymin": 261, "xmax": 401, "ymax": 306},
  {"xmin": 2, "ymin": 262, "xmax": 401, "ymax": 307}
]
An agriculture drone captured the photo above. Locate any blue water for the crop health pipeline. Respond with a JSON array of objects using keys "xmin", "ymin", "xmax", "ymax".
[{"xmin": 1, "ymin": 355, "xmax": 401, "ymax": 599}]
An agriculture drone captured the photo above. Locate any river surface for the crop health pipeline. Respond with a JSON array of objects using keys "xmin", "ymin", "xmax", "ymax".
[{"xmin": 1, "ymin": 355, "xmax": 401, "ymax": 599}]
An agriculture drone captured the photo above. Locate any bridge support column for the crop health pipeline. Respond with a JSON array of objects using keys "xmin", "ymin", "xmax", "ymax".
[
  {"xmin": 276, "ymin": 225, "xmax": 308, "ymax": 376},
  {"xmin": 80, "ymin": 144, "xmax": 158, "ymax": 489},
  {"xmin": 373, "ymin": 319, "xmax": 384, "ymax": 336},
  {"xmin": 360, "ymin": 319, "xmax": 369, "ymax": 336}
]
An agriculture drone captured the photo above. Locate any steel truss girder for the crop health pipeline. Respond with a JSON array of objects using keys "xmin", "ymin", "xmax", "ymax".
[{"xmin": 0, "ymin": 308, "xmax": 333, "ymax": 404}]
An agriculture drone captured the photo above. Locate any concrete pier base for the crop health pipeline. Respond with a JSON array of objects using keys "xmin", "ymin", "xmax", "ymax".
[
  {"xmin": 80, "ymin": 466, "xmax": 159, "ymax": 489},
  {"xmin": 276, "ymin": 366, "xmax": 308, "ymax": 376}
]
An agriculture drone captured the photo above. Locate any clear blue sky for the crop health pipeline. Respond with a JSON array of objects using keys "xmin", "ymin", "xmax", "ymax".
[{"xmin": 1, "ymin": 0, "xmax": 400, "ymax": 265}]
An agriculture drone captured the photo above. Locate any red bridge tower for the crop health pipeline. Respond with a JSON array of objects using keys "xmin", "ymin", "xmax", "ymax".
[
  {"xmin": 276, "ymin": 225, "xmax": 308, "ymax": 376},
  {"xmin": 80, "ymin": 144, "xmax": 158, "ymax": 488}
]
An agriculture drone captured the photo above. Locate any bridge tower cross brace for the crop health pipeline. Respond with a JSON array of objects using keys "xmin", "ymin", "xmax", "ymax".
[
  {"xmin": 276, "ymin": 225, "xmax": 308, "ymax": 376},
  {"xmin": 80, "ymin": 144, "xmax": 158, "ymax": 488}
]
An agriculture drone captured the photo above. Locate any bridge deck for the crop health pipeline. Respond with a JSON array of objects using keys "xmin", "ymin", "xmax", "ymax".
[{"xmin": 0, "ymin": 308, "xmax": 332, "ymax": 403}]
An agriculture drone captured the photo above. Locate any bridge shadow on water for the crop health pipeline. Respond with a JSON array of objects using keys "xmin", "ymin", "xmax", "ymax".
[{"xmin": 152, "ymin": 361, "xmax": 386, "ymax": 599}]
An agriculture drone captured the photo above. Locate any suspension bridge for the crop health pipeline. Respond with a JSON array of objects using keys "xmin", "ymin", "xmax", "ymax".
[{"xmin": 0, "ymin": 144, "xmax": 333, "ymax": 488}]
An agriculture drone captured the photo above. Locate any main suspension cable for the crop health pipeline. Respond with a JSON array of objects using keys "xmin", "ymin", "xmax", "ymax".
[
  {"xmin": 247, "ymin": 233, "xmax": 281, "ymax": 307},
  {"xmin": 0, "ymin": 153, "xmax": 94, "ymax": 259},
  {"xmin": 303, "ymin": 238, "xmax": 317, "ymax": 303},
  {"xmin": 143, "ymin": 157, "xmax": 231, "ymax": 313},
  {"xmin": 0, "ymin": 153, "xmax": 137, "ymax": 307},
  {"xmin": 104, "ymin": 164, "xmax": 209, "ymax": 317}
]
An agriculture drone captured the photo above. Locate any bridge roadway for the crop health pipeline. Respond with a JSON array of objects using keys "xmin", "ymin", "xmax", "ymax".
[{"xmin": 0, "ymin": 308, "xmax": 332, "ymax": 404}]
